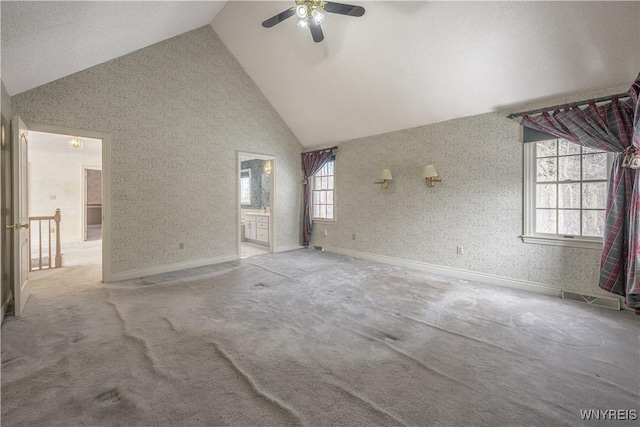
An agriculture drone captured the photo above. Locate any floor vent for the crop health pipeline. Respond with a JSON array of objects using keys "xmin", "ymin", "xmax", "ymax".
[
  {"xmin": 313, "ymin": 245, "xmax": 325, "ymax": 251},
  {"xmin": 561, "ymin": 291, "xmax": 620, "ymax": 310}
]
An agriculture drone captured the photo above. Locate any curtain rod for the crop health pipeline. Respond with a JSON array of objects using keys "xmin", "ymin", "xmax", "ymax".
[
  {"xmin": 506, "ymin": 92, "xmax": 629, "ymax": 119},
  {"xmin": 302, "ymin": 146, "xmax": 338, "ymax": 155}
]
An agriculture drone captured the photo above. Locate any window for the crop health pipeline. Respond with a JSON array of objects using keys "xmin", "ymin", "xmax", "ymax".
[
  {"xmin": 312, "ymin": 158, "xmax": 335, "ymax": 221},
  {"xmin": 240, "ymin": 169, "xmax": 251, "ymax": 205},
  {"xmin": 523, "ymin": 138, "xmax": 610, "ymax": 249}
]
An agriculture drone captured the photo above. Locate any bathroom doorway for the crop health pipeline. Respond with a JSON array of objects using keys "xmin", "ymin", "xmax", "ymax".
[{"xmin": 237, "ymin": 152, "xmax": 275, "ymax": 259}]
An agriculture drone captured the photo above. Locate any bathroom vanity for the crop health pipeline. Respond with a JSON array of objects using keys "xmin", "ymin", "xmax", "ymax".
[{"xmin": 244, "ymin": 213, "xmax": 270, "ymax": 246}]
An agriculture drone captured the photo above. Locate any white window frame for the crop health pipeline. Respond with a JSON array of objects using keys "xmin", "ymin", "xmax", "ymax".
[
  {"xmin": 312, "ymin": 158, "xmax": 336, "ymax": 223},
  {"xmin": 240, "ymin": 168, "xmax": 251, "ymax": 205},
  {"xmin": 522, "ymin": 139, "xmax": 611, "ymax": 250}
]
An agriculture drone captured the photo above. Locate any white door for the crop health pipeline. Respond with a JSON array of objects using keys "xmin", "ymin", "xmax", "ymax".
[{"xmin": 12, "ymin": 116, "xmax": 30, "ymax": 316}]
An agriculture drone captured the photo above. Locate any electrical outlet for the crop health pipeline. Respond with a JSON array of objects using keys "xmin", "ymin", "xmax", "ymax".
[
  {"xmin": 49, "ymin": 195, "xmax": 56, "ymax": 200},
  {"xmin": 179, "ymin": 242, "xmax": 185, "ymax": 250},
  {"xmin": 456, "ymin": 246, "xmax": 464, "ymax": 255},
  {"xmin": 322, "ymin": 230, "xmax": 328, "ymax": 237}
]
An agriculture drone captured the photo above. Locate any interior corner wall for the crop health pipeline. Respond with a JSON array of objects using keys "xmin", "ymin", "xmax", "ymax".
[
  {"xmin": 311, "ymin": 85, "xmax": 629, "ymax": 297},
  {"xmin": 1, "ymin": 80, "xmax": 13, "ymax": 317},
  {"xmin": 10, "ymin": 26, "xmax": 304, "ymax": 278}
]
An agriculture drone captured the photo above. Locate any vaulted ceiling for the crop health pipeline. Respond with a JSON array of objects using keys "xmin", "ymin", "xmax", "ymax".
[{"xmin": 2, "ymin": 1, "xmax": 639, "ymax": 148}]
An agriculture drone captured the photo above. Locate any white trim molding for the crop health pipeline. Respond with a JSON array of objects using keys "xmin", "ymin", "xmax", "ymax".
[
  {"xmin": 108, "ymin": 255, "xmax": 238, "ymax": 282},
  {"xmin": 1, "ymin": 289, "xmax": 13, "ymax": 323},
  {"xmin": 324, "ymin": 246, "xmax": 562, "ymax": 297},
  {"xmin": 275, "ymin": 245, "xmax": 305, "ymax": 253},
  {"xmin": 25, "ymin": 122, "xmax": 112, "ymax": 283}
]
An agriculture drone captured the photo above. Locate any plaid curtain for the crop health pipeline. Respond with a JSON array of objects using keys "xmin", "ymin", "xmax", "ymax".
[
  {"xmin": 520, "ymin": 72, "xmax": 640, "ymax": 313},
  {"xmin": 301, "ymin": 149, "xmax": 336, "ymax": 246}
]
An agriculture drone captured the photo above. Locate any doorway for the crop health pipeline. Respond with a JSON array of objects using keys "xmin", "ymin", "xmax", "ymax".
[
  {"xmin": 238, "ymin": 152, "xmax": 275, "ymax": 259},
  {"xmin": 28, "ymin": 131, "xmax": 103, "ymax": 267},
  {"xmin": 83, "ymin": 167, "xmax": 102, "ymax": 241},
  {"xmin": 5, "ymin": 119, "xmax": 111, "ymax": 317}
]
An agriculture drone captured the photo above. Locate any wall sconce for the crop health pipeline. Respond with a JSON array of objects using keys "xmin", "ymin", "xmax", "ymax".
[
  {"xmin": 375, "ymin": 169, "xmax": 393, "ymax": 189},
  {"xmin": 422, "ymin": 165, "xmax": 441, "ymax": 187}
]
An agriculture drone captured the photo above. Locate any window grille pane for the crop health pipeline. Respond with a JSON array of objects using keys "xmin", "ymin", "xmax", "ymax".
[
  {"xmin": 583, "ymin": 146, "xmax": 606, "ymax": 154},
  {"xmin": 319, "ymin": 191, "xmax": 326, "ymax": 204},
  {"xmin": 559, "ymin": 139, "xmax": 580, "ymax": 156},
  {"xmin": 582, "ymin": 153, "xmax": 608, "ymax": 180},
  {"xmin": 558, "ymin": 209, "xmax": 580, "ymax": 235},
  {"xmin": 326, "ymin": 205, "xmax": 334, "ymax": 219},
  {"xmin": 536, "ymin": 184, "xmax": 556, "ymax": 208},
  {"xmin": 583, "ymin": 182, "xmax": 607, "ymax": 209},
  {"xmin": 558, "ymin": 155, "xmax": 580, "ymax": 181},
  {"xmin": 536, "ymin": 158, "xmax": 557, "ymax": 182},
  {"xmin": 536, "ymin": 140, "xmax": 557, "ymax": 157},
  {"xmin": 312, "ymin": 159, "xmax": 335, "ymax": 220},
  {"xmin": 536, "ymin": 209, "xmax": 557, "ymax": 234},
  {"xmin": 583, "ymin": 210, "xmax": 605, "ymax": 237},
  {"xmin": 528, "ymin": 140, "xmax": 608, "ymax": 241},
  {"xmin": 558, "ymin": 183, "xmax": 580, "ymax": 209}
]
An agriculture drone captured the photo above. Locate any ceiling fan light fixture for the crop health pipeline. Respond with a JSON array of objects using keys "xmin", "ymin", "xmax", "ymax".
[
  {"xmin": 296, "ymin": 4, "xmax": 308, "ymax": 19},
  {"xmin": 298, "ymin": 17, "xmax": 309, "ymax": 28},
  {"xmin": 311, "ymin": 8, "xmax": 325, "ymax": 25}
]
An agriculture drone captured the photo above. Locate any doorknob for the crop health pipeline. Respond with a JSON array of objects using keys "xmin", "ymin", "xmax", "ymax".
[{"xmin": 19, "ymin": 223, "xmax": 29, "ymax": 229}]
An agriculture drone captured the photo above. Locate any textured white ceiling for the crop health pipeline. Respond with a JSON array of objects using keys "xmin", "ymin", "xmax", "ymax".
[
  {"xmin": 1, "ymin": 1, "xmax": 227, "ymax": 95},
  {"xmin": 2, "ymin": 1, "xmax": 639, "ymax": 149},
  {"xmin": 213, "ymin": 1, "xmax": 640, "ymax": 147}
]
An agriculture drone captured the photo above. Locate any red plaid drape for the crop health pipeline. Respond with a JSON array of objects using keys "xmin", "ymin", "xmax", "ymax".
[
  {"xmin": 520, "ymin": 72, "xmax": 640, "ymax": 313},
  {"xmin": 301, "ymin": 149, "xmax": 336, "ymax": 246}
]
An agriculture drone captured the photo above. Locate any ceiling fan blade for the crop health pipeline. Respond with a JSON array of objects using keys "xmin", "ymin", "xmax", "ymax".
[
  {"xmin": 324, "ymin": 2, "xmax": 365, "ymax": 17},
  {"xmin": 309, "ymin": 23, "xmax": 324, "ymax": 43},
  {"xmin": 261, "ymin": 8, "xmax": 295, "ymax": 28}
]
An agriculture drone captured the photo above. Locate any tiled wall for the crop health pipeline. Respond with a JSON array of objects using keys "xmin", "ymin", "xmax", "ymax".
[{"xmin": 11, "ymin": 26, "xmax": 303, "ymax": 276}]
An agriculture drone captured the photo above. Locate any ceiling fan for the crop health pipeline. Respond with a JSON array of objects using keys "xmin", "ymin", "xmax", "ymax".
[{"xmin": 261, "ymin": 0, "xmax": 365, "ymax": 43}]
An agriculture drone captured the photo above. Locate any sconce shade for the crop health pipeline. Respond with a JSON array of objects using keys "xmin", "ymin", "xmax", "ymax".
[
  {"xmin": 378, "ymin": 169, "xmax": 393, "ymax": 181},
  {"xmin": 421, "ymin": 165, "xmax": 438, "ymax": 178}
]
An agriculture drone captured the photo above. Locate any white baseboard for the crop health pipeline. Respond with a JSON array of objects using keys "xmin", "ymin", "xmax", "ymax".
[
  {"xmin": 275, "ymin": 245, "xmax": 305, "ymax": 253},
  {"xmin": 108, "ymin": 255, "xmax": 239, "ymax": 282},
  {"xmin": 1, "ymin": 290, "xmax": 13, "ymax": 322},
  {"xmin": 324, "ymin": 246, "xmax": 561, "ymax": 297}
]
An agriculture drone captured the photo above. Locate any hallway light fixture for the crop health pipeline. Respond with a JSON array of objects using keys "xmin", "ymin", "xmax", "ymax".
[
  {"xmin": 69, "ymin": 136, "xmax": 83, "ymax": 149},
  {"xmin": 422, "ymin": 165, "xmax": 441, "ymax": 188},
  {"xmin": 375, "ymin": 169, "xmax": 393, "ymax": 189}
]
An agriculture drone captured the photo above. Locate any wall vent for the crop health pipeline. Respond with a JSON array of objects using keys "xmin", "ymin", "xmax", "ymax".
[
  {"xmin": 313, "ymin": 245, "xmax": 325, "ymax": 251},
  {"xmin": 561, "ymin": 291, "xmax": 620, "ymax": 310}
]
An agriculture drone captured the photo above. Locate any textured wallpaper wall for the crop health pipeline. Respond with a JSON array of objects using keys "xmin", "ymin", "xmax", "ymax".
[
  {"xmin": 311, "ymin": 86, "xmax": 629, "ymax": 296},
  {"xmin": 11, "ymin": 26, "xmax": 303, "ymax": 276}
]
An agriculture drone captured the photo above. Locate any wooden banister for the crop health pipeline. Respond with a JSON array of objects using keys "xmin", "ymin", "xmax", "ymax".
[{"xmin": 28, "ymin": 209, "xmax": 62, "ymax": 271}]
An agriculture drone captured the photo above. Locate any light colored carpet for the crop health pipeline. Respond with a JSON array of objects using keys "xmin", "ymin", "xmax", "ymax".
[{"xmin": 2, "ymin": 250, "xmax": 639, "ymax": 426}]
